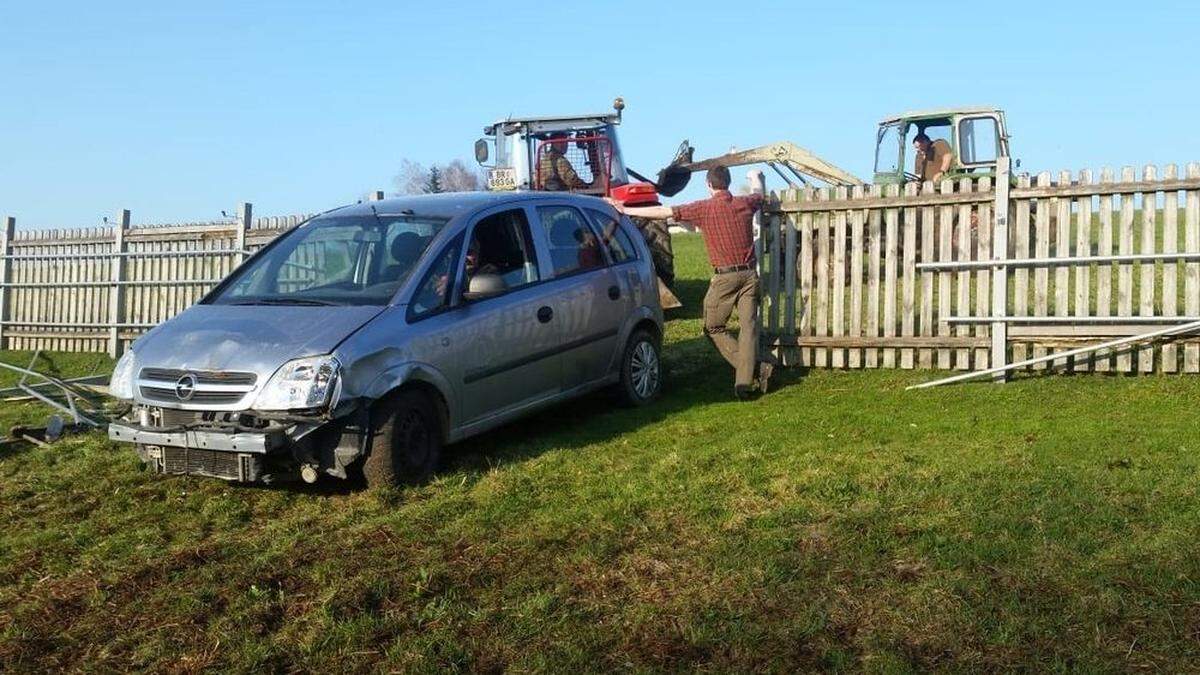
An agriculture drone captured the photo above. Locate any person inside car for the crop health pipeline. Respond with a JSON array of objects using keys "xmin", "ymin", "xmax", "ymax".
[
  {"xmin": 381, "ymin": 232, "xmax": 426, "ymax": 283},
  {"xmin": 574, "ymin": 223, "xmax": 604, "ymax": 269}
]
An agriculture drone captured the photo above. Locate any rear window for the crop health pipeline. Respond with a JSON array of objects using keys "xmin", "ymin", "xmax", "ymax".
[{"xmin": 586, "ymin": 208, "xmax": 639, "ymax": 263}]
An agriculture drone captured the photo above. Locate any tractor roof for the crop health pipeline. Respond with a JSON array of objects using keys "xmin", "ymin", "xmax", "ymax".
[
  {"xmin": 484, "ymin": 111, "xmax": 620, "ymax": 135},
  {"xmin": 878, "ymin": 106, "xmax": 1003, "ymax": 125}
]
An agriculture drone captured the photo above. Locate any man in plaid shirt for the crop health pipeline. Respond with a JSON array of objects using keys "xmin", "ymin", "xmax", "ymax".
[{"xmin": 608, "ymin": 166, "xmax": 773, "ymax": 399}]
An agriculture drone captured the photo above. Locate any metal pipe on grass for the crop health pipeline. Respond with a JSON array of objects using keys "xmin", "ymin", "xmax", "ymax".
[{"xmin": 907, "ymin": 319, "xmax": 1200, "ymax": 390}]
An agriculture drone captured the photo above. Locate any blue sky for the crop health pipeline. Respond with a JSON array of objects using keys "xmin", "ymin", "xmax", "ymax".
[{"xmin": 1, "ymin": 1, "xmax": 1197, "ymax": 228}]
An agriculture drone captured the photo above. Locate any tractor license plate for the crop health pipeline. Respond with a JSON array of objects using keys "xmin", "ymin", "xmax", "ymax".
[{"xmin": 487, "ymin": 168, "xmax": 518, "ymax": 191}]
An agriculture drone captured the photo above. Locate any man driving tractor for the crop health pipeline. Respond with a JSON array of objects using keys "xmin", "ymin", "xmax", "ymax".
[
  {"xmin": 913, "ymin": 132, "xmax": 955, "ymax": 183},
  {"xmin": 536, "ymin": 132, "xmax": 590, "ymax": 191}
]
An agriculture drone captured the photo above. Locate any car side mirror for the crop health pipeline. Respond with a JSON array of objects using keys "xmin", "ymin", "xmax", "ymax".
[
  {"xmin": 462, "ymin": 273, "xmax": 506, "ymax": 301},
  {"xmin": 474, "ymin": 139, "xmax": 489, "ymax": 165}
]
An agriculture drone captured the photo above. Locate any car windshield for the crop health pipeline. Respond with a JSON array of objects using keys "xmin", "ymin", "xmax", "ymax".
[{"xmin": 207, "ymin": 213, "xmax": 447, "ymax": 306}]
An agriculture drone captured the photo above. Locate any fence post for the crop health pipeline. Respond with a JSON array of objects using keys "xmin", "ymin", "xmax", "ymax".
[
  {"xmin": 750, "ymin": 169, "xmax": 767, "ymax": 267},
  {"xmin": 0, "ymin": 217, "xmax": 14, "ymax": 350},
  {"xmin": 108, "ymin": 209, "xmax": 130, "ymax": 358},
  {"xmin": 990, "ymin": 157, "xmax": 1011, "ymax": 382},
  {"xmin": 237, "ymin": 202, "xmax": 252, "ymax": 265},
  {"xmin": 749, "ymin": 170, "xmax": 770, "ymax": 349}
]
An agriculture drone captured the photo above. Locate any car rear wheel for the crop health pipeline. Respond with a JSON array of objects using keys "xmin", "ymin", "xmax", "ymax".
[
  {"xmin": 362, "ymin": 390, "xmax": 442, "ymax": 488},
  {"xmin": 616, "ymin": 329, "xmax": 662, "ymax": 406}
]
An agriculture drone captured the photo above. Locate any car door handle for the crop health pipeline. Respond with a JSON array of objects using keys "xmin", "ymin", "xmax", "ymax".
[
  {"xmin": 537, "ymin": 306, "xmax": 553, "ymax": 323},
  {"xmin": 608, "ymin": 285, "xmax": 621, "ymax": 300}
]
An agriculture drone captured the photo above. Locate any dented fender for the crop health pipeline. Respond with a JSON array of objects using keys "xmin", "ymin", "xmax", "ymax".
[{"xmin": 346, "ymin": 359, "xmax": 457, "ymax": 432}]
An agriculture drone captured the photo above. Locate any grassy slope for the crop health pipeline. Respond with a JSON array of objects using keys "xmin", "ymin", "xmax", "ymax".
[{"xmin": 1, "ymin": 235, "xmax": 1198, "ymax": 672}]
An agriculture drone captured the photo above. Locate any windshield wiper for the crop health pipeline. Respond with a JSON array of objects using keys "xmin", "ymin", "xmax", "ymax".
[{"xmin": 230, "ymin": 298, "xmax": 341, "ymax": 306}]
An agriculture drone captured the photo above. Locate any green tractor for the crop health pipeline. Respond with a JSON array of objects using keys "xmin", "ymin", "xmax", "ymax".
[{"xmin": 872, "ymin": 107, "xmax": 1012, "ymax": 185}]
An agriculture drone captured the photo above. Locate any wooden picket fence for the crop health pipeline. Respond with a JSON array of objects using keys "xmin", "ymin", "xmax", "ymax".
[
  {"xmin": 760, "ymin": 159, "xmax": 1200, "ymax": 374},
  {"xmin": 0, "ymin": 204, "xmax": 308, "ymax": 356},
  {"xmin": 5, "ymin": 171, "xmax": 1200, "ymax": 377}
]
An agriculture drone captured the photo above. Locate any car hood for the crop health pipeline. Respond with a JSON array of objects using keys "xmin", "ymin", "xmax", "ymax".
[{"xmin": 131, "ymin": 304, "xmax": 385, "ymax": 374}]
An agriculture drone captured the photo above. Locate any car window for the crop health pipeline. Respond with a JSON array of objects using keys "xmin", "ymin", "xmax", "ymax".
[
  {"xmin": 537, "ymin": 205, "xmax": 607, "ymax": 277},
  {"xmin": 463, "ymin": 209, "xmax": 540, "ymax": 297},
  {"xmin": 585, "ymin": 209, "xmax": 638, "ymax": 263},
  {"xmin": 409, "ymin": 236, "xmax": 462, "ymax": 319}
]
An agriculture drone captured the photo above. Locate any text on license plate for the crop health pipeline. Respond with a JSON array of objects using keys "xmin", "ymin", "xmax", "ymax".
[{"xmin": 487, "ymin": 168, "xmax": 518, "ymax": 191}]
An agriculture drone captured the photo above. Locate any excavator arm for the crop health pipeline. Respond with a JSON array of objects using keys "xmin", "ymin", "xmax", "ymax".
[{"xmin": 680, "ymin": 141, "xmax": 864, "ymax": 188}]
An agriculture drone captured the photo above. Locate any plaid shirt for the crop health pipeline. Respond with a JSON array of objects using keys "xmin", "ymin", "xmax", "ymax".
[{"xmin": 671, "ymin": 190, "xmax": 762, "ymax": 268}]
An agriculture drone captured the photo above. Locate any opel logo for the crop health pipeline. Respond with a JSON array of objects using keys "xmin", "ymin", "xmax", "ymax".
[{"xmin": 175, "ymin": 373, "xmax": 198, "ymax": 401}]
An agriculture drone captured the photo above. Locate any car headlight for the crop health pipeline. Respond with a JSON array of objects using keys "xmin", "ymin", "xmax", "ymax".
[
  {"xmin": 253, "ymin": 355, "xmax": 341, "ymax": 411},
  {"xmin": 109, "ymin": 350, "xmax": 137, "ymax": 400}
]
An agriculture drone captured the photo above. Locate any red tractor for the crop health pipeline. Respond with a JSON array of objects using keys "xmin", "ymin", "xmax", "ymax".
[{"xmin": 475, "ymin": 98, "xmax": 691, "ymax": 307}]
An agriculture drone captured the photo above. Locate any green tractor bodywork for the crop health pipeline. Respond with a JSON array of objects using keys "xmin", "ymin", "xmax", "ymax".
[{"xmin": 873, "ymin": 107, "xmax": 1011, "ymax": 185}]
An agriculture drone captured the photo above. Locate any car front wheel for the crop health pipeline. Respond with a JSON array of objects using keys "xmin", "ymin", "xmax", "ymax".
[
  {"xmin": 617, "ymin": 329, "xmax": 662, "ymax": 406},
  {"xmin": 362, "ymin": 390, "xmax": 442, "ymax": 488}
]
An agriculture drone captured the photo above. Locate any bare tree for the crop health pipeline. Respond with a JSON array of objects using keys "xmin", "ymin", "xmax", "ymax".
[
  {"xmin": 440, "ymin": 159, "xmax": 483, "ymax": 192},
  {"xmin": 394, "ymin": 159, "xmax": 429, "ymax": 196},
  {"xmin": 393, "ymin": 158, "xmax": 482, "ymax": 196}
]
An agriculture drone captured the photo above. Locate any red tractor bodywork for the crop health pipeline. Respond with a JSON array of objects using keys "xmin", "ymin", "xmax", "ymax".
[
  {"xmin": 534, "ymin": 134, "xmax": 663, "ymax": 207},
  {"xmin": 609, "ymin": 182, "xmax": 660, "ymax": 207}
]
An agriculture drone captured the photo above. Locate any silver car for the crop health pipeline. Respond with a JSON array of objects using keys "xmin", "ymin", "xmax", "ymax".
[{"xmin": 107, "ymin": 192, "xmax": 664, "ymax": 486}]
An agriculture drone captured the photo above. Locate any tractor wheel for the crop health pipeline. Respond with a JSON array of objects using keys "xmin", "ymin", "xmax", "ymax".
[{"xmin": 631, "ymin": 216, "xmax": 675, "ymax": 287}]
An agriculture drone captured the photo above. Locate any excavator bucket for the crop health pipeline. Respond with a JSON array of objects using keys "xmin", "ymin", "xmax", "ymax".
[{"xmin": 654, "ymin": 140, "xmax": 695, "ymax": 197}]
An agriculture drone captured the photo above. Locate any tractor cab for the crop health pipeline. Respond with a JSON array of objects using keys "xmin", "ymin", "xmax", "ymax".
[
  {"xmin": 475, "ymin": 98, "xmax": 692, "ymax": 309},
  {"xmin": 475, "ymin": 98, "xmax": 666, "ymax": 207},
  {"xmin": 873, "ymin": 107, "xmax": 1010, "ymax": 185}
]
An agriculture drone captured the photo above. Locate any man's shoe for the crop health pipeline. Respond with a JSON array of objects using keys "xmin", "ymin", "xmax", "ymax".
[
  {"xmin": 734, "ymin": 384, "xmax": 755, "ymax": 400},
  {"xmin": 758, "ymin": 361, "xmax": 775, "ymax": 394}
]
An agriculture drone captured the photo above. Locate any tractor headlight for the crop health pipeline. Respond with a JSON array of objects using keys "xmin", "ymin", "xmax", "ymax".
[
  {"xmin": 109, "ymin": 350, "xmax": 137, "ymax": 400},
  {"xmin": 253, "ymin": 355, "xmax": 341, "ymax": 411}
]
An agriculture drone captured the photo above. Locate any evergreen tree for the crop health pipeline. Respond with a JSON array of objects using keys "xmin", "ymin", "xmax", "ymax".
[
  {"xmin": 425, "ymin": 166, "xmax": 444, "ymax": 193},
  {"xmin": 393, "ymin": 158, "xmax": 481, "ymax": 195}
]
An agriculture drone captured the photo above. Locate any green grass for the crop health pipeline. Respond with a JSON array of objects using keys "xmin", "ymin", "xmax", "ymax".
[{"xmin": 1, "ymin": 234, "xmax": 1199, "ymax": 671}]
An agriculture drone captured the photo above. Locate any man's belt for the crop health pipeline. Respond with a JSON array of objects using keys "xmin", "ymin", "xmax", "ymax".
[{"xmin": 713, "ymin": 264, "xmax": 755, "ymax": 274}]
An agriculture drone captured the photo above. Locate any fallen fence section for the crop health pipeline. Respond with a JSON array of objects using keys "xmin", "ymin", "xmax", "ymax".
[
  {"xmin": 0, "ymin": 351, "xmax": 106, "ymax": 426},
  {"xmin": 760, "ymin": 160, "xmax": 1200, "ymax": 377}
]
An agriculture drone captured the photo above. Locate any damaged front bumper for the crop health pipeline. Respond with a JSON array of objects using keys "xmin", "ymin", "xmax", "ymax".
[
  {"xmin": 108, "ymin": 423, "xmax": 288, "ymax": 482},
  {"xmin": 108, "ymin": 405, "xmax": 368, "ymax": 483}
]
